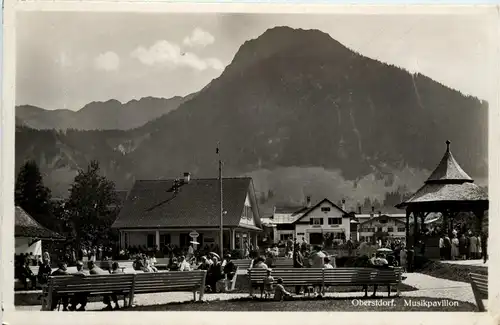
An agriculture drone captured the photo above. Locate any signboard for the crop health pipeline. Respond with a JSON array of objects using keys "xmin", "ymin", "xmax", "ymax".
[{"xmin": 189, "ymin": 231, "xmax": 199, "ymax": 238}]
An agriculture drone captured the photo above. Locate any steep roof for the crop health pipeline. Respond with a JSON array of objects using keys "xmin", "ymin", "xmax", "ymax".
[
  {"xmin": 293, "ymin": 198, "xmax": 349, "ymax": 224},
  {"xmin": 15, "ymin": 206, "xmax": 64, "ymax": 239},
  {"xmin": 112, "ymin": 177, "xmax": 262, "ymax": 229},
  {"xmin": 425, "ymin": 140, "xmax": 473, "ymax": 184},
  {"xmin": 397, "ymin": 140, "xmax": 488, "ymax": 209}
]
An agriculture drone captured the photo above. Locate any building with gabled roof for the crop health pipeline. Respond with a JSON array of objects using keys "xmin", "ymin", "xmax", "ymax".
[
  {"xmin": 15, "ymin": 206, "xmax": 64, "ymax": 255},
  {"xmin": 112, "ymin": 174, "xmax": 262, "ymax": 251}
]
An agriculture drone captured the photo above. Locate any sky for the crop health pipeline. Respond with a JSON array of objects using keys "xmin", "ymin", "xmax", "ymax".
[{"xmin": 16, "ymin": 11, "xmax": 495, "ymax": 111}]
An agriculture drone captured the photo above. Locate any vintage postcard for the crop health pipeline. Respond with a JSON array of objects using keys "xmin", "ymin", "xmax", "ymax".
[{"xmin": 1, "ymin": 2, "xmax": 499, "ymax": 325}]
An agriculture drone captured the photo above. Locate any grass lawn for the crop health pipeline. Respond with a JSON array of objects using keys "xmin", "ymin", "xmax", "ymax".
[
  {"xmin": 127, "ymin": 296, "xmax": 477, "ymax": 312},
  {"xmin": 416, "ymin": 260, "xmax": 488, "ymax": 283},
  {"xmin": 231, "ymin": 275, "xmax": 418, "ymax": 294}
]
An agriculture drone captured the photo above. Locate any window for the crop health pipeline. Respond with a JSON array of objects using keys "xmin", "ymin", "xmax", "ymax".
[
  {"xmin": 380, "ymin": 219, "xmax": 388, "ymax": 224},
  {"xmin": 387, "ymin": 227, "xmax": 394, "ymax": 232},
  {"xmin": 397, "ymin": 227, "xmax": 406, "ymax": 232},
  {"xmin": 280, "ymin": 233, "xmax": 293, "ymax": 241},
  {"xmin": 328, "ymin": 217, "xmax": 342, "ymax": 225},
  {"xmin": 377, "ymin": 227, "xmax": 383, "ymax": 232},
  {"xmin": 147, "ymin": 234, "xmax": 155, "ymax": 248},
  {"xmin": 309, "ymin": 218, "xmax": 323, "ymax": 225},
  {"xmin": 160, "ymin": 234, "xmax": 171, "ymax": 246},
  {"xmin": 321, "ymin": 207, "xmax": 331, "ymax": 212}
]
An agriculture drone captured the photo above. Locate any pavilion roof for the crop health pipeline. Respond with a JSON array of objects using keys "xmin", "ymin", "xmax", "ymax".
[
  {"xmin": 396, "ymin": 140, "xmax": 488, "ymax": 209},
  {"xmin": 425, "ymin": 140, "xmax": 473, "ymax": 184}
]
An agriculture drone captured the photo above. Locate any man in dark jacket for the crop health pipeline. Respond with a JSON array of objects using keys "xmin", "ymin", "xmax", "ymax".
[
  {"xmin": 69, "ymin": 261, "xmax": 88, "ymax": 311},
  {"xmin": 50, "ymin": 262, "xmax": 70, "ymax": 311},
  {"xmin": 293, "ymin": 244, "xmax": 304, "ymax": 294}
]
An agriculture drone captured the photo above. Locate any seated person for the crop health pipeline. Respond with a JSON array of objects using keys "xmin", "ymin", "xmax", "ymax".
[
  {"xmin": 50, "ymin": 262, "xmax": 70, "ymax": 311},
  {"xmin": 222, "ymin": 254, "xmax": 237, "ymax": 292},
  {"xmin": 274, "ymin": 278, "xmax": 292, "ymax": 301},
  {"xmin": 37, "ymin": 258, "xmax": 52, "ymax": 288},
  {"xmin": 19, "ymin": 258, "xmax": 37, "ymax": 290},
  {"xmin": 69, "ymin": 261, "xmax": 88, "ymax": 311},
  {"xmin": 262, "ymin": 269, "xmax": 274, "ymax": 298}
]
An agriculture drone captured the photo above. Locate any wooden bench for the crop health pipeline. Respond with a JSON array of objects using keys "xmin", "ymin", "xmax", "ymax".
[
  {"xmin": 132, "ymin": 270, "xmax": 206, "ymax": 303},
  {"xmin": 248, "ymin": 267, "xmax": 402, "ymax": 297},
  {"xmin": 42, "ymin": 273, "xmax": 135, "ymax": 311},
  {"xmin": 42, "ymin": 270, "xmax": 207, "ymax": 311},
  {"xmin": 233, "ymin": 259, "xmax": 253, "ymax": 269},
  {"xmin": 273, "ymin": 259, "xmax": 294, "ymax": 268},
  {"xmin": 469, "ymin": 272, "xmax": 488, "ymax": 312},
  {"xmin": 324, "ymin": 267, "xmax": 402, "ymax": 297}
]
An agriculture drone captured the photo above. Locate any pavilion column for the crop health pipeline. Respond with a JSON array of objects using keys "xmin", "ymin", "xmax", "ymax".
[
  {"xmin": 413, "ymin": 211, "xmax": 419, "ymax": 248},
  {"xmin": 405, "ymin": 209, "xmax": 411, "ymax": 248},
  {"xmin": 474, "ymin": 210, "xmax": 484, "ymax": 236}
]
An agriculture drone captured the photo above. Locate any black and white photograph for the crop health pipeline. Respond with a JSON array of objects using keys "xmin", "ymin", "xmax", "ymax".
[{"xmin": 5, "ymin": 5, "xmax": 496, "ymax": 317}]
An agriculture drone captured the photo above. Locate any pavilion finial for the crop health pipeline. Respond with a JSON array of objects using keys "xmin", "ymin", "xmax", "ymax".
[{"xmin": 446, "ymin": 140, "xmax": 451, "ymax": 152}]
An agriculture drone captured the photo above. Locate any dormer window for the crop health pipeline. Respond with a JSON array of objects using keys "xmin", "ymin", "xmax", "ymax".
[{"xmin": 321, "ymin": 207, "xmax": 331, "ymax": 212}]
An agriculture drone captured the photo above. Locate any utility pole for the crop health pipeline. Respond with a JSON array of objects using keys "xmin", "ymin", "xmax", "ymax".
[{"xmin": 217, "ymin": 143, "xmax": 224, "ymax": 258}]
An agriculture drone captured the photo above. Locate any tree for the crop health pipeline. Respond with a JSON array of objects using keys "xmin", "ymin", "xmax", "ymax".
[
  {"xmin": 66, "ymin": 160, "xmax": 118, "ymax": 248},
  {"xmin": 15, "ymin": 160, "xmax": 54, "ymax": 229}
]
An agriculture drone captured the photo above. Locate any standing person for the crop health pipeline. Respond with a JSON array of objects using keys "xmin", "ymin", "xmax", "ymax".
[
  {"xmin": 451, "ymin": 235, "xmax": 460, "ymax": 260},
  {"xmin": 222, "ymin": 254, "xmax": 237, "ymax": 292},
  {"xmin": 469, "ymin": 233, "xmax": 478, "ymax": 260},
  {"xmin": 458, "ymin": 234, "xmax": 466, "ymax": 260},
  {"xmin": 406, "ymin": 246, "xmax": 414, "ymax": 273},
  {"xmin": 482, "ymin": 231, "xmax": 488, "ymax": 263},
  {"xmin": 444, "ymin": 234, "xmax": 452, "ymax": 260},
  {"xmin": 293, "ymin": 244, "xmax": 304, "ymax": 295},
  {"xmin": 439, "ymin": 235, "xmax": 445, "ymax": 260}
]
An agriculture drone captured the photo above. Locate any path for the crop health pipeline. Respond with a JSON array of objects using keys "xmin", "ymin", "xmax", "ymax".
[
  {"xmin": 14, "ymin": 272, "xmax": 482, "ymax": 311},
  {"xmin": 440, "ymin": 259, "xmax": 488, "ymax": 268}
]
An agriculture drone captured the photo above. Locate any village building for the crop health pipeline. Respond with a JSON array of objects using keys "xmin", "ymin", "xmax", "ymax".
[
  {"xmin": 357, "ymin": 213, "xmax": 407, "ymax": 242},
  {"xmin": 111, "ymin": 174, "xmax": 262, "ymax": 253},
  {"xmin": 15, "ymin": 206, "xmax": 64, "ymax": 255}
]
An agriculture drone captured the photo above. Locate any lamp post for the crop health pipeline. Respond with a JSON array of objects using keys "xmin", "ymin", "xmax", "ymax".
[{"xmin": 217, "ymin": 143, "xmax": 224, "ymax": 258}]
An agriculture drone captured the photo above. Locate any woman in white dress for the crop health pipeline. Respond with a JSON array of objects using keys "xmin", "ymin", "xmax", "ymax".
[{"xmin": 451, "ymin": 235, "xmax": 460, "ymax": 260}]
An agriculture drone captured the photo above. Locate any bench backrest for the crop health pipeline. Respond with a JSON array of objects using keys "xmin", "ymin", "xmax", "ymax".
[
  {"xmin": 469, "ymin": 273, "xmax": 488, "ymax": 298},
  {"xmin": 48, "ymin": 274, "xmax": 136, "ymax": 294},
  {"xmin": 273, "ymin": 259, "xmax": 294, "ymax": 268},
  {"xmin": 249, "ymin": 267, "xmax": 401, "ymax": 286},
  {"xmin": 233, "ymin": 259, "xmax": 252, "ymax": 269},
  {"xmin": 248, "ymin": 268, "xmax": 324, "ymax": 285},
  {"xmin": 324, "ymin": 267, "xmax": 401, "ymax": 285},
  {"xmin": 133, "ymin": 270, "xmax": 206, "ymax": 294}
]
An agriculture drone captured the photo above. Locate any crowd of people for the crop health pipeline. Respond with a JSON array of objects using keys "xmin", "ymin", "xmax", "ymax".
[{"xmin": 438, "ymin": 230, "xmax": 486, "ymax": 261}]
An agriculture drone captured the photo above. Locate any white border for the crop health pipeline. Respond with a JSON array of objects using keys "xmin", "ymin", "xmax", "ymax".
[{"xmin": 2, "ymin": 2, "xmax": 499, "ymax": 325}]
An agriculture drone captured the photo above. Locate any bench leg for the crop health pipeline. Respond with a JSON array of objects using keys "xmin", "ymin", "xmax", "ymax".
[{"xmin": 388, "ymin": 286, "xmax": 391, "ymax": 297}]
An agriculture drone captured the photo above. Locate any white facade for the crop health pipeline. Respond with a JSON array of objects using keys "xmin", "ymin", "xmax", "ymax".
[
  {"xmin": 294, "ymin": 200, "xmax": 351, "ymax": 245},
  {"xmin": 358, "ymin": 215, "xmax": 406, "ymax": 242}
]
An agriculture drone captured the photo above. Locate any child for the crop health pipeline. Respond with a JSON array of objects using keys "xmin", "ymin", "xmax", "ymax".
[
  {"xmin": 274, "ymin": 278, "xmax": 292, "ymax": 301},
  {"xmin": 262, "ymin": 269, "xmax": 274, "ymax": 299}
]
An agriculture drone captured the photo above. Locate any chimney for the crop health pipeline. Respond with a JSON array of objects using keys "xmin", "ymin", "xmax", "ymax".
[
  {"xmin": 306, "ymin": 196, "xmax": 311, "ymax": 208},
  {"xmin": 370, "ymin": 206, "xmax": 375, "ymax": 218},
  {"xmin": 183, "ymin": 172, "xmax": 191, "ymax": 184},
  {"xmin": 378, "ymin": 211, "xmax": 382, "ymax": 216},
  {"xmin": 341, "ymin": 199, "xmax": 346, "ymax": 211},
  {"xmin": 358, "ymin": 206, "xmax": 362, "ymax": 214}
]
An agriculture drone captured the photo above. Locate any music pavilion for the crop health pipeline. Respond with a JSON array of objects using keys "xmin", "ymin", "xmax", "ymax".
[{"xmin": 112, "ymin": 174, "xmax": 262, "ymax": 252}]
